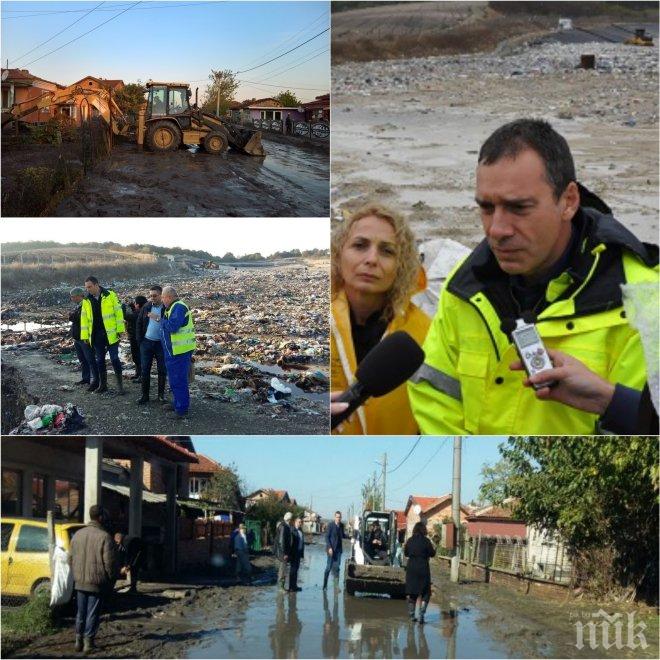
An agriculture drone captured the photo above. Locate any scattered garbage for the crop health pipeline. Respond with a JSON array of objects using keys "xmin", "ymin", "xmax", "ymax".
[
  {"xmin": 10, "ymin": 402, "xmax": 85, "ymax": 435},
  {"xmin": 267, "ymin": 377, "xmax": 292, "ymax": 404}
]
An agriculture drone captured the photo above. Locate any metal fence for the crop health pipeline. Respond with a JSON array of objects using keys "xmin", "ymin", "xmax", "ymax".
[
  {"xmin": 456, "ymin": 534, "xmax": 574, "ymax": 585},
  {"xmin": 250, "ymin": 118, "xmax": 330, "ymax": 140}
]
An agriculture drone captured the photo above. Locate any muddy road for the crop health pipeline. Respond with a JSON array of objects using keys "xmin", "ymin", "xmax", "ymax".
[
  {"xmin": 5, "ymin": 554, "xmax": 279, "ymax": 659},
  {"xmin": 186, "ymin": 542, "xmax": 658, "ymax": 659},
  {"xmin": 54, "ymin": 136, "xmax": 329, "ymax": 217},
  {"xmin": 332, "ymin": 41, "xmax": 658, "ymax": 247},
  {"xmin": 1, "ymin": 263, "xmax": 329, "ymax": 435}
]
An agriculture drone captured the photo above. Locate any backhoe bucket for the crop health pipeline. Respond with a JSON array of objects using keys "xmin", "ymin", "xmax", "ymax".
[{"xmin": 240, "ymin": 130, "xmax": 265, "ymax": 156}]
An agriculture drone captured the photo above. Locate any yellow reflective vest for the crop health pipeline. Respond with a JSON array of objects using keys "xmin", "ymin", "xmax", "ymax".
[
  {"xmin": 80, "ymin": 288, "xmax": 125, "ymax": 345},
  {"xmin": 164, "ymin": 300, "xmax": 196, "ymax": 355},
  {"xmin": 331, "ymin": 288, "xmax": 430, "ymax": 435},
  {"xmin": 408, "ymin": 207, "xmax": 659, "ymax": 435}
]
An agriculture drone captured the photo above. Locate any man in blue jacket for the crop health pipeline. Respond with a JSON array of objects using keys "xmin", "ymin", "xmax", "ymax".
[
  {"xmin": 147, "ymin": 286, "xmax": 196, "ymax": 420},
  {"xmin": 323, "ymin": 511, "xmax": 346, "ymax": 591}
]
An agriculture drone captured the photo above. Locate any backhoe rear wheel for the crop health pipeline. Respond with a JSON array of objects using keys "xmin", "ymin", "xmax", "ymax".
[
  {"xmin": 146, "ymin": 120, "xmax": 181, "ymax": 152},
  {"xmin": 203, "ymin": 131, "xmax": 228, "ymax": 155}
]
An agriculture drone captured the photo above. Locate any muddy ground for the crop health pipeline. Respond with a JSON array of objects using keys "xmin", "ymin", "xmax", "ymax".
[
  {"xmin": 4, "ymin": 554, "xmax": 279, "ymax": 659},
  {"xmin": 4, "ymin": 543, "xmax": 657, "ymax": 658},
  {"xmin": 332, "ymin": 36, "xmax": 658, "ymax": 248},
  {"xmin": 50, "ymin": 135, "xmax": 329, "ymax": 217},
  {"xmin": 1, "ymin": 261, "xmax": 329, "ymax": 435}
]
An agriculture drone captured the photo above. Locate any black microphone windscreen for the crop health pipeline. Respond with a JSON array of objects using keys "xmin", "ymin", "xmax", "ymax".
[{"xmin": 355, "ymin": 331, "xmax": 425, "ymax": 398}]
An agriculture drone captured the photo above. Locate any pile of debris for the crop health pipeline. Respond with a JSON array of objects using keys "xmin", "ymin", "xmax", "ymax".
[{"xmin": 10, "ymin": 402, "xmax": 85, "ymax": 435}]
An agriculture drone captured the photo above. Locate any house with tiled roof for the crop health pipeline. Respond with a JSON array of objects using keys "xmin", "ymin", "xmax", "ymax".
[
  {"xmin": 403, "ymin": 493, "xmax": 471, "ymax": 539},
  {"xmin": 1, "ymin": 68, "xmax": 64, "ymax": 123},
  {"xmin": 465, "ymin": 498, "xmax": 526, "ymax": 540},
  {"xmin": 245, "ymin": 488, "xmax": 293, "ymax": 508},
  {"xmin": 188, "ymin": 453, "xmax": 226, "ymax": 500}
]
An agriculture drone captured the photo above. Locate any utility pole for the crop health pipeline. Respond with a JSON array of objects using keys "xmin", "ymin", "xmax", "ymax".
[
  {"xmin": 216, "ymin": 88, "xmax": 220, "ymax": 118},
  {"xmin": 382, "ymin": 452, "xmax": 387, "ymax": 511},
  {"xmin": 450, "ymin": 436, "xmax": 462, "ymax": 583},
  {"xmin": 374, "ymin": 454, "xmax": 387, "ymax": 510}
]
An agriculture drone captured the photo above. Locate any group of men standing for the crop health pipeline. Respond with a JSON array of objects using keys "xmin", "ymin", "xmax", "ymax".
[
  {"xmin": 69, "ymin": 276, "xmax": 196, "ymax": 419},
  {"xmin": 274, "ymin": 510, "xmax": 348, "ymax": 593}
]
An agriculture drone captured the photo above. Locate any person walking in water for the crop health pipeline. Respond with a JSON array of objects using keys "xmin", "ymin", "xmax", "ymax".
[
  {"xmin": 404, "ymin": 522, "xmax": 436, "ymax": 624},
  {"xmin": 323, "ymin": 511, "xmax": 346, "ymax": 591}
]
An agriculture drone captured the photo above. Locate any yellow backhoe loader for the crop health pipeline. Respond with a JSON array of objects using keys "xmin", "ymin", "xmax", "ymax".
[{"xmin": 2, "ymin": 79, "xmax": 264, "ymax": 156}]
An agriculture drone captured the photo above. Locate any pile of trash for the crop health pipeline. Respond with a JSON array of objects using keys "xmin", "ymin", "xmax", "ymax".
[{"xmin": 10, "ymin": 402, "xmax": 85, "ymax": 435}]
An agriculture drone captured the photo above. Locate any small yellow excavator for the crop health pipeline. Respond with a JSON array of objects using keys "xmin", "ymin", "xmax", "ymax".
[{"xmin": 2, "ymin": 79, "xmax": 265, "ymax": 156}]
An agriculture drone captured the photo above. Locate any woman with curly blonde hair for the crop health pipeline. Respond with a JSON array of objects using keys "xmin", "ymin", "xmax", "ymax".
[{"xmin": 331, "ymin": 204, "xmax": 430, "ymax": 435}]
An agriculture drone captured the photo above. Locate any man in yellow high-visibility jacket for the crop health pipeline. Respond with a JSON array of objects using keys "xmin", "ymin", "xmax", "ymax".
[
  {"xmin": 81, "ymin": 276, "xmax": 125, "ymax": 394},
  {"xmin": 408, "ymin": 119, "xmax": 658, "ymax": 435},
  {"xmin": 147, "ymin": 285, "xmax": 196, "ymax": 419}
]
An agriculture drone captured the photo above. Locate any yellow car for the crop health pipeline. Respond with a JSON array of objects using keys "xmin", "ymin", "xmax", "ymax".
[{"xmin": 1, "ymin": 517, "xmax": 85, "ymax": 599}]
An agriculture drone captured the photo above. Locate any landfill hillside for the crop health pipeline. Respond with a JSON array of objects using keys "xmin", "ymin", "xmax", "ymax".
[
  {"xmin": 331, "ymin": 10, "xmax": 659, "ymax": 249},
  {"xmin": 1, "ymin": 259, "xmax": 329, "ymax": 435}
]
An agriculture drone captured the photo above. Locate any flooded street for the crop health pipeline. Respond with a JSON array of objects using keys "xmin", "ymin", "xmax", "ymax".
[
  {"xmin": 187, "ymin": 542, "xmax": 480, "ymax": 659},
  {"xmin": 54, "ymin": 136, "xmax": 329, "ymax": 217}
]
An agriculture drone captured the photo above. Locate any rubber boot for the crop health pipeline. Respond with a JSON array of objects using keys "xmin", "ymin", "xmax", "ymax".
[
  {"xmin": 87, "ymin": 380, "xmax": 99, "ymax": 392},
  {"xmin": 114, "ymin": 370, "xmax": 125, "ymax": 395},
  {"xmin": 136, "ymin": 377, "xmax": 150, "ymax": 404},
  {"xmin": 93, "ymin": 371, "xmax": 108, "ymax": 394},
  {"xmin": 75, "ymin": 635, "xmax": 83, "ymax": 652},
  {"xmin": 83, "ymin": 636, "xmax": 95, "ymax": 653},
  {"xmin": 407, "ymin": 598, "xmax": 417, "ymax": 622},
  {"xmin": 157, "ymin": 373, "xmax": 166, "ymax": 402},
  {"xmin": 418, "ymin": 599, "xmax": 429, "ymax": 625},
  {"xmin": 322, "ymin": 572, "xmax": 328, "ymax": 590}
]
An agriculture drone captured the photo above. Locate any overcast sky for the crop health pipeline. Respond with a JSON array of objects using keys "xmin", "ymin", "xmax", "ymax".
[
  {"xmin": 193, "ymin": 435, "xmax": 507, "ymax": 518},
  {"xmin": 1, "ymin": 217, "xmax": 329, "ymax": 255},
  {"xmin": 1, "ymin": 1, "xmax": 330, "ymax": 103}
]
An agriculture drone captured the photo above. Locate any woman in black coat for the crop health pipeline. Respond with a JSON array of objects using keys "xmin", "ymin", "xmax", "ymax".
[{"xmin": 403, "ymin": 522, "xmax": 436, "ymax": 624}]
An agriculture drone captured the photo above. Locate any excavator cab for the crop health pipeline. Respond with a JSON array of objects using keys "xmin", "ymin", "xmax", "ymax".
[{"xmin": 146, "ymin": 84, "xmax": 192, "ymax": 127}]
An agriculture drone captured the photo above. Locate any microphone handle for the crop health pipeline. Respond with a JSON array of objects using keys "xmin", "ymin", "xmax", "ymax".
[{"xmin": 330, "ymin": 382, "xmax": 368, "ymax": 430}]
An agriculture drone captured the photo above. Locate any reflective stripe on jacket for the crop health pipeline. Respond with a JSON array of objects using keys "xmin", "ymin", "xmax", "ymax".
[
  {"xmin": 162, "ymin": 300, "xmax": 196, "ymax": 356},
  {"xmin": 331, "ymin": 288, "xmax": 430, "ymax": 435},
  {"xmin": 80, "ymin": 288, "xmax": 125, "ymax": 345},
  {"xmin": 408, "ymin": 205, "xmax": 659, "ymax": 436}
]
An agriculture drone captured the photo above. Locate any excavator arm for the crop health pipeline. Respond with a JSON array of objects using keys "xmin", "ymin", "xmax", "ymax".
[{"xmin": 2, "ymin": 82, "xmax": 129, "ymax": 136}]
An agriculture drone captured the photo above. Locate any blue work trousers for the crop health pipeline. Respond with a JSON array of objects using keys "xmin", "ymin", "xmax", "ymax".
[
  {"xmin": 92, "ymin": 335, "xmax": 121, "ymax": 376},
  {"xmin": 75, "ymin": 590, "xmax": 102, "ymax": 639},
  {"xmin": 74, "ymin": 339, "xmax": 98, "ymax": 384},
  {"xmin": 165, "ymin": 352, "xmax": 192, "ymax": 415}
]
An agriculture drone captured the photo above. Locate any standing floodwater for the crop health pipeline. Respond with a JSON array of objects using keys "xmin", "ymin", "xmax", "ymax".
[{"xmin": 187, "ymin": 542, "xmax": 511, "ymax": 659}]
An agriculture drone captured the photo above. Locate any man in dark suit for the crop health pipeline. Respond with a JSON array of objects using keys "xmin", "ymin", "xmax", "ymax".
[
  {"xmin": 289, "ymin": 517, "xmax": 305, "ymax": 592},
  {"xmin": 323, "ymin": 511, "xmax": 346, "ymax": 590}
]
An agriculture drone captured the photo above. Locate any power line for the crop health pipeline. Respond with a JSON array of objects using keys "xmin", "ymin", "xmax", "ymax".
[
  {"xmin": 251, "ymin": 47, "xmax": 329, "ymax": 84},
  {"xmin": 2, "ymin": 2, "xmax": 209, "ymax": 19},
  {"xmin": 388, "ymin": 436, "xmax": 421, "ymax": 474},
  {"xmin": 241, "ymin": 8, "xmax": 328, "ymax": 68},
  {"xmin": 388, "ymin": 438, "xmax": 450, "ymax": 496},
  {"xmin": 9, "ymin": 2, "xmax": 106, "ymax": 67},
  {"xmin": 20, "ymin": 1, "xmax": 142, "ymax": 69},
  {"xmin": 235, "ymin": 27, "xmax": 329, "ymax": 74}
]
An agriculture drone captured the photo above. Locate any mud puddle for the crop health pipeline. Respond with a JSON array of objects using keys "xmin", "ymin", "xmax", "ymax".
[
  {"xmin": 54, "ymin": 136, "xmax": 329, "ymax": 217},
  {"xmin": 186, "ymin": 544, "xmax": 505, "ymax": 659}
]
